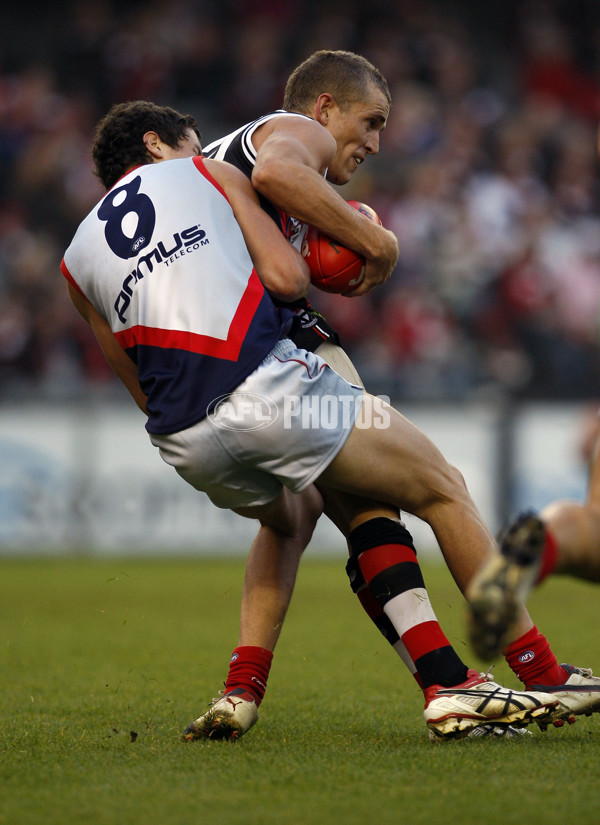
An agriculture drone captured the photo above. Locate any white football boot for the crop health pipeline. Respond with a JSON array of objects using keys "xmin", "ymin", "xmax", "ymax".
[
  {"xmin": 528, "ymin": 664, "xmax": 600, "ymax": 718},
  {"xmin": 424, "ymin": 669, "xmax": 564, "ymax": 740},
  {"xmin": 183, "ymin": 688, "xmax": 258, "ymax": 741}
]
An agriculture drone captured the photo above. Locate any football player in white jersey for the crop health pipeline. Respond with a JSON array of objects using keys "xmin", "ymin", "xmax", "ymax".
[
  {"xmin": 196, "ymin": 51, "xmax": 600, "ymax": 737},
  {"xmin": 62, "ymin": 100, "xmax": 574, "ymax": 742}
]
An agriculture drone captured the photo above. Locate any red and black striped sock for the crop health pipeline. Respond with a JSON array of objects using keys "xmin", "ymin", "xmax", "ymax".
[
  {"xmin": 224, "ymin": 645, "xmax": 273, "ymax": 706},
  {"xmin": 346, "ymin": 554, "xmax": 422, "ymax": 685},
  {"xmin": 349, "ymin": 518, "xmax": 468, "ymax": 690}
]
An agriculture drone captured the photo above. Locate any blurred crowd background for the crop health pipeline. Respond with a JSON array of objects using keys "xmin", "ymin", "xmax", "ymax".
[{"xmin": 3, "ymin": 0, "xmax": 600, "ymax": 403}]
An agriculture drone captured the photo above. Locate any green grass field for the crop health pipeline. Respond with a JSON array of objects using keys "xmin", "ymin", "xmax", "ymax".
[{"xmin": 1, "ymin": 555, "xmax": 599, "ymax": 825}]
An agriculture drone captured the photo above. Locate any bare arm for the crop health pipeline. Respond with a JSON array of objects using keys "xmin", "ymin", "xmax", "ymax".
[
  {"xmin": 250, "ymin": 116, "xmax": 398, "ymax": 296},
  {"xmin": 67, "ymin": 282, "xmax": 148, "ymax": 414},
  {"xmin": 203, "ymin": 158, "xmax": 310, "ymax": 303}
]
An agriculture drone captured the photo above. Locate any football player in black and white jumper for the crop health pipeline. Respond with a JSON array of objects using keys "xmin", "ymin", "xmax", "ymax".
[{"xmin": 190, "ymin": 52, "xmax": 600, "ymax": 738}]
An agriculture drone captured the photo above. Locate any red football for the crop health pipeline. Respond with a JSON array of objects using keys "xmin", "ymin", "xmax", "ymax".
[{"xmin": 301, "ymin": 200, "xmax": 382, "ymax": 294}]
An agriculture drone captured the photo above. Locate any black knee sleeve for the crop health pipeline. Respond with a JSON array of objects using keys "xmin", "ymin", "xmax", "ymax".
[{"xmin": 348, "ymin": 517, "xmax": 416, "ymax": 559}]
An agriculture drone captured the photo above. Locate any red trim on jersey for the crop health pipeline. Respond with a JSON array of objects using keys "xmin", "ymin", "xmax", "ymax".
[
  {"xmin": 193, "ymin": 155, "xmax": 229, "ymax": 201},
  {"xmin": 401, "ymin": 621, "xmax": 451, "ymax": 660},
  {"xmin": 60, "ymin": 259, "xmax": 86, "ymax": 296},
  {"xmin": 114, "ymin": 267, "xmax": 265, "ymax": 360},
  {"xmin": 358, "ymin": 544, "xmax": 417, "ymax": 584}
]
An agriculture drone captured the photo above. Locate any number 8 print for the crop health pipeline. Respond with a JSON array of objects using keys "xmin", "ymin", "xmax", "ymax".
[{"xmin": 97, "ymin": 176, "xmax": 156, "ymax": 260}]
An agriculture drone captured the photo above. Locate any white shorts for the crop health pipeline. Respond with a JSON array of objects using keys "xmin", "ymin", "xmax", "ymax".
[{"xmin": 149, "ymin": 338, "xmax": 364, "ymax": 509}]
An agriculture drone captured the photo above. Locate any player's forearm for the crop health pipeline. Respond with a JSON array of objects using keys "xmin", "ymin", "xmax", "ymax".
[{"xmin": 252, "ymin": 158, "xmax": 396, "ymax": 265}]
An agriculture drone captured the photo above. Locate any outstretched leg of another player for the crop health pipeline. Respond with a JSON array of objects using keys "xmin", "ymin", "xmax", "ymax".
[
  {"xmin": 459, "ymin": 418, "xmax": 600, "ymax": 719},
  {"xmin": 539, "ymin": 500, "xmax": 600, "ymax": 582},
  {"xmin": 538, "ymin": 428, "xmax": 600, "ymax": 581},
  {"xmin": 467, "ymin": 425, "xmax": 600, "ymax": 658}
]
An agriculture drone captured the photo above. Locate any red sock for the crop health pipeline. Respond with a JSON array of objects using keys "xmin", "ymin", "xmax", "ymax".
[
  {"xmin": 537, "ymin": 528, "xmax": 559, "ymax": 584},
  {"xmin": 504, "ymin": 626, "xmax": 568, "ymax": 688},
  {"xmin": 224, "ymin": 645, "xmax": 273, "ymax": 707}
]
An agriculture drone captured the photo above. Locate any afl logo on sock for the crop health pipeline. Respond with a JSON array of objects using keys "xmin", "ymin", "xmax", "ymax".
[
  {"xmin": 519, "ymin": 650, "xmax": 535, "ymax": 663},
  {"xmin": 230, "ymin": 652, "xmax": 239, "ymax": 662}
]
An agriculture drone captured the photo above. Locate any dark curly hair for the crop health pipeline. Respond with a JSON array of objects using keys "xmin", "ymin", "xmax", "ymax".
[
  {"xmin": 92, "ymin": 100, "xmax": 201, "ymax": 189},
  {"xmin": 283, "ymin": 50, "xmax": 391, "ymax": 113}
]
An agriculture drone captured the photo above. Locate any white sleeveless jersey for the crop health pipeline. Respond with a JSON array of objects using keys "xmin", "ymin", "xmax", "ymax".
[{"xmin": 61, "ymin": 156, "xmax": 289, "ymax": 434}]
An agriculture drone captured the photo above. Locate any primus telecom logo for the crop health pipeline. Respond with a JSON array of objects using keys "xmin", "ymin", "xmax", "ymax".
[{"xmin": 210, "ymin": 393, "xmax": 391, "ymax": 431}]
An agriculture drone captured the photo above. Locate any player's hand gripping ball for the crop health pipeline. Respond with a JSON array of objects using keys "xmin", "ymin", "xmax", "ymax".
[{"xmin": 301, "ymin": 201, "xmax": 381, "ymax": 294}]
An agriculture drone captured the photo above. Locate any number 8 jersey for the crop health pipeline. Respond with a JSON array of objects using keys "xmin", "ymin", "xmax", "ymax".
[{"xmin": 61, "ymin": 156, "xmax": 290, "ymax": 434}]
